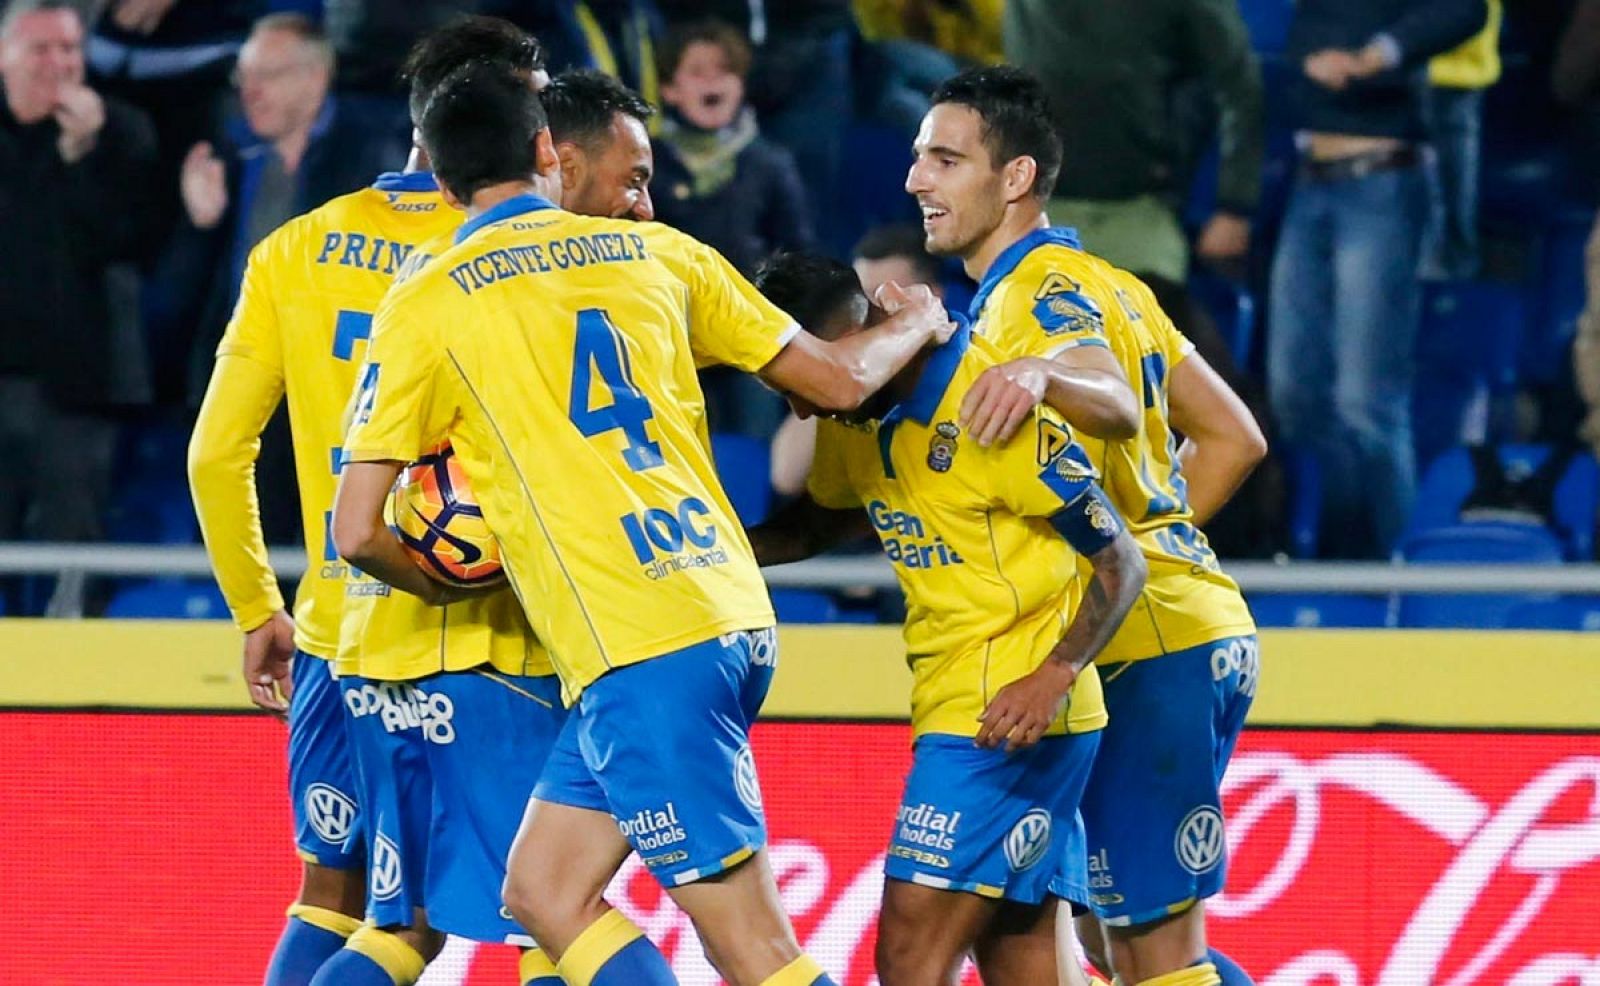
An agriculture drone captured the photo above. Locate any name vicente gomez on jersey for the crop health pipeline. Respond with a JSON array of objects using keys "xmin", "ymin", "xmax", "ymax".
[{"xmin": 444, "ymin": 225, "xmax": 651, "ymax": 295}]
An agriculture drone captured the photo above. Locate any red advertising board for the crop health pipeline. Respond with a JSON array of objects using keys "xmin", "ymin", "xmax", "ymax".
[{"xmin": 6, "ymin": 714, "xmax": 1599, "ymax": 984}]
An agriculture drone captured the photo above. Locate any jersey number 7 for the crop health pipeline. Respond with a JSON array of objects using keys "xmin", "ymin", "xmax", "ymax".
[{"xmin": 568, "ymin": 308, "xmax": 664, "ymax": 472}]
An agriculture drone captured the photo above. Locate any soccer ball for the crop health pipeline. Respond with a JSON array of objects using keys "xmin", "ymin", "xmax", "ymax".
[{"xmin": 392, "ymin": 443, "xmax": 505, "ymax": 587}]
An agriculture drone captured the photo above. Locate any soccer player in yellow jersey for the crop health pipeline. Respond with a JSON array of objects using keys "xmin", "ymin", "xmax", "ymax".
[
  {"xmin": 333, "ymin": 63, "xmax": 951, "ymax": 986},
  {"xmin": 744, "ymin": 253, "xmax": 1147, "ymax": 986},
  {"xmin": 188, "ymin": 19, "xmax": 564, "ymax": 986},
  {"xmin": 320, "ymin": 67, "xmax": 666, "ymax": 986},
  {"xmin": 906, "ymin": 67, "xmax": 1269, "ymax": 986}
]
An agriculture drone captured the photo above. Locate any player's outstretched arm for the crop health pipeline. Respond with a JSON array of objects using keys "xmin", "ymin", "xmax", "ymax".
[
  {"xmin": 760, "ymin": 282, "xmax": 955, "ymax": 412},
  {"xmin": 746, "ymin": 494, "xmax": 871, "ymax": 566},
  {"xmin": 1168, "ymin": 353, "xmax": 1267, "ymax": 526},
  {"xmin": 961, "ymin": 352, "xmax": 1140, "ymax": 447},
  {"xmin": 977, "ymin": 493, "xmax": 1147, "ymax": 752},
  {"xmin": 332, "ymin": 461, "xmax": 454, "ymax": 605}
]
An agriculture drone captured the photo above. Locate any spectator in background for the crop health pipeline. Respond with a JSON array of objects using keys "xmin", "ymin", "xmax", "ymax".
[
  {"xmin": 1003, "ymin": 0, "xmax": 1264, "ymax": 287},
  {"xmin": 523, "ymin": 0, "xmax": 663, "ymax": 106},
  {"xmin": 654, "ymin": 18, "xmax": 813, "ymax": 441},
  {"xmin": 769, "ymin": 224, "xmax": 943, "ymax": 498},
  {"xmin": 1270, "ymin": 0, "xmax": 1487, "ymax": 558},
  {"xmin": 0, "ymin": 0, "xmax": 158, "ymax": 611},
  {"xmin": 853, "ymin": 0, "xmax": 1002, "ymax": 66},
  {"xmin": 165, "ymin": 12, "xmax": 388, "ymax": 545},
  {"xmin": 1556, "ymin": 0, "xmax": 1600, "ymax": 459},
  {"xmin": 653, "ymin": 19, "xmax": 812, "ymax": 273},
  {"xmin": 1421, "ymin": 0, "xmax": 1503, "ymax": 281},
  {"xmin": 88, "ymin": 0, "xmax": 264, "ymax": 236},
  {"xmin": 851, "ymin": 222, "xmax": 943, "ymax": 303}
]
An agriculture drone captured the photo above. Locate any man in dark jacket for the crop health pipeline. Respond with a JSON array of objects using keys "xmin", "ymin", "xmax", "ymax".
[
  {"xmin": 1268, "ymin": 0, "xmax": 1487, "ymax": 558},
  {"xmin": 165, "ymin": 12, "xmax": 389, "ymax": 542},
  {"xmin": 0, "ymin": 1, "xmax": 158, "ymax": 595},
  {"xmin": 651, "ymin": 18, "xmax": 813, "ymax": 439}
]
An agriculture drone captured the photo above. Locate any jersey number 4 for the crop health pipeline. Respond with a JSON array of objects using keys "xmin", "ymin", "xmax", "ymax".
[{"xmin": 568, "ymin": 308, "xmax": 664, "ymax": 472}]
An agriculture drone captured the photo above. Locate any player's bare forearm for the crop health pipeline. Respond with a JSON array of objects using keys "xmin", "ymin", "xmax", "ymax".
[
  {"xmin": 976, "ymin": 529, "xmax": 1146, "ymax": 752},
  {"xmin": 1046, "ymin": 530, "xmax": 1147, "ymax": 675},
  {"xmin": 333, "ymin": 460, "xmax": 446, "ymax": 604},
  {"xmin": 1169, "ymin": 354, "xmax": 1266, "ymax": 525},
  {"xmin": 761, "ymin": 287, "xmax": 950, "ymax": 410},
  {"xmin": 746, "ymin": 495, "xmax": 868, "ymax": 566},
  {"xmin": 1042, "ymin": 362, "xmax": 1139, "ymax": 440}
]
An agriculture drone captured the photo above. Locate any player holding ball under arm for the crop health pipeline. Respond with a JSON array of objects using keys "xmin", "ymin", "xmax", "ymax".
[{"xmin": 332, "ymin": 61, "xmax": 953, "ymax": 986}]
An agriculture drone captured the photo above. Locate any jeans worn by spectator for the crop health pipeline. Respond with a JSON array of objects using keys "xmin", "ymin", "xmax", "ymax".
[
  {"xmin": 1420, "ymin": 86, "xmax": 1484, "ymax": 280},
  {"xmin": 1268, "ymin": 165, "xmax": 1429, "ymax": 557}
]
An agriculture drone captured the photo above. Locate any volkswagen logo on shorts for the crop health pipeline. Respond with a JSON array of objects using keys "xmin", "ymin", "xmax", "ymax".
[
  {"xmin": 734, "ymin": 745, "xmax": 764, "ymax": 814},
  {"xmin": 1004, "ymin": 809, "xmax": 1052, "ymax": 872},
  {"xmin": 370, "ymin": 834, "xmax": 403, "ymax": 901},
  {"xmin": 1174, "ymin": 806, "xmax": 1226, "ymax": 875},
  {"xmin": 304, "ymin": 783, "xmax": 356, "ymax": 844}
]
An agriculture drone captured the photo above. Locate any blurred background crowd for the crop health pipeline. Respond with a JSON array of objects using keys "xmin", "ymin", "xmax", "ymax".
[{"xmin": 1, "ymin": 0, "xmax": 1598, "ymax": 618}]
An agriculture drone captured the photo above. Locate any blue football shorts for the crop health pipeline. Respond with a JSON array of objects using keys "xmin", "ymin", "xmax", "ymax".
[
  {"xmin": 886, "ymin": 730, "xmax": 1100, "ymax": 905},
  {"xmin": 287, "ymin": 652, "xmax": 362, "ymax": 869},
  {"xmin": 1078, "ymin": 634, "xmax": 1259, "ymax": 926},
  {"xmin": 341, "ymin": 668, "xmax": 567, "ymax": 941},
  {"xmin": 532, "ymin": 627, "xmax": 778, "ymax": 888}
]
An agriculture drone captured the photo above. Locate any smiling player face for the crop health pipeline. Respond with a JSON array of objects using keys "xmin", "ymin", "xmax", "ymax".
[{"xmin": 906, "ymin": 103, "xmax": 1010, "ymax": 261}]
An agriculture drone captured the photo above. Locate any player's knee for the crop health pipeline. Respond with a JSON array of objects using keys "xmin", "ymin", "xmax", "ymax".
[
  {"xmin": 874, "ymin": 925, "xmax": 954, "ymax": 986},
  {"xmin": 501, "ymin": 868, "xmax": 547, "ymax": 934}
]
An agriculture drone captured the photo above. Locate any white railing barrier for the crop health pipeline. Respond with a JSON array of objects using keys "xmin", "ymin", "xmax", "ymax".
[{"xmin": 0, "ymin": 543, "xmax": 1598, "ymax": 595}]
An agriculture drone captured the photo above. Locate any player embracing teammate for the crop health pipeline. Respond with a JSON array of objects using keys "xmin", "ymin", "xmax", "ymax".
[
  {"xmin": 191, "ymin": 16, "xmax": 1264, "ymax": 981},
  {"xmin": 905, "ymin": 67, "xmax": 1267, "ymax": 986}
]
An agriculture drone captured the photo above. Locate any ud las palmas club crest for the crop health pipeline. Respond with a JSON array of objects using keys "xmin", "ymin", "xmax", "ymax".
[{"xmin": 928, "ymin": 421, "xmax": 960, "ymax": 472}]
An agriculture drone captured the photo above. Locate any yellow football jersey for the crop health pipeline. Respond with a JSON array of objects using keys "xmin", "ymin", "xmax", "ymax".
[
  {"xmin": 807, "ymin": 325, "xmax": 1109, "ymax": 739},
  {"xmin": 335, "ymin": 222, "xmax": 553, "ymax": 682},
  {"xmin": 343, "ymin": 195, "xmax": 792, "ymax": 704},
  {"xmin": 970, "ymin": 228, "xmax": 1256, "ymax": 663},
  {"xmin": 194, "ymin": 172, "xmax": 460, "ymax": 660}
]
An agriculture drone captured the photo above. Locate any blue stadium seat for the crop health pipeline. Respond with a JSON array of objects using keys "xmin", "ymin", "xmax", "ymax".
[
  {"xmin": 1405, "ymin": 445, "xmax": 1600, "ymax": 560},
  {"xmin": 105, "ymin": 578, "xmax": 230, "ymax": 619},
  {"xmin": 1247, "ymin": 593, "xmax": 1392, "ymax": 628},
  {"xmin": 1187, "ymin": 271, "xmax": 1257, "ymax": 368},
  {"xmin": 711, "ymin": 432, "xmax": 773, "ymax": 526},
  {"xmin": 107, "ymin": 420, "xmax": 200, "ymax": 544},
  {"xmin": 1411, "ymin": 281, "xmax": 1526, "ymax": 471},
  {"xmin": 770, "ymin": 588, "xmax": 841, "ymax": 623},
  {"xmin": 1504, "ymin": 597, "xmax": 1600, "ymax": 632},
  {"xmin": 836, "ymin": 122, "xmax": 920, "ymax": 257},
  {"xmin": 1396, "ymin": 523, "xmax": 1565, "ymax": 628}
]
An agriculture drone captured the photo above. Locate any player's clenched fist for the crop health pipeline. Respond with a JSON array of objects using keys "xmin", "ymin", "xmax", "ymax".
[{"xmin": 975, "ymin": 658, "xmax": 1079, "ymax": 752}]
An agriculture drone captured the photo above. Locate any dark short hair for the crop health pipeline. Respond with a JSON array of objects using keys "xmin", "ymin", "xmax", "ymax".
[
  {"xmin": 853, "ymin": 224, "xmax": 941, "ymax": 284},
  {"xmin": 753, "ymin": 253, "xmax": 866, "ymax": 336},
  {"xmin": 931, "ymin": 65, "xmax": 1062, "ymax": 199},
  {"xmin": 402, "ymin": 15, "xmax": 543, "ymax": 124},
  {"xmin": 658, "ymin": 18, "xmax": 752, "ymax": 81},
  {"xmin": 543, "ymin": 69, "xmax": 654, "ymax": 150},
  {"xmin": 421, "ymin": 61, "xmax": 548, "ymax": 204}
]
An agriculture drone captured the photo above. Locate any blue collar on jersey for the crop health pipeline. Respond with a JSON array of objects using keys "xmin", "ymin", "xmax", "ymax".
[
  {"xmin": 967, "ymin": 226, "xmax": 1084, "ymax": 320},
  {"xmin": 372, "ymin": 171, "xmax": 437, "ymax": 193},
  {"xmin": 454, "ymin": 193, "xmax": 559, "ymax": 244},
  {"xmin": 885, "ymin": 315, "xmax": 973, "ymax": 427}
]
